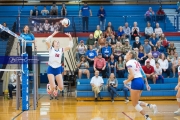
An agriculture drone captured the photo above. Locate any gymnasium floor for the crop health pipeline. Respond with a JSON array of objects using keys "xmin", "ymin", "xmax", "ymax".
[{"xmin": 0, "ymin": 95, "xmax": 179, "ymax": 120}]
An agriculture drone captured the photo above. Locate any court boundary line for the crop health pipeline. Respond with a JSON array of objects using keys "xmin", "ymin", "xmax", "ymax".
[
  {"xmin": 122, "ymin": 112, "xmax": 133, "ymax": 120},
  {"xmin": 12, "ymin": 95, "xmax": 44, "ymax": 120}
]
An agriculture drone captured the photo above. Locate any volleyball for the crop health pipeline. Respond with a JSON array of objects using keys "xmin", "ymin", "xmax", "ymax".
[{"xmin": 61, "ymin": 18, "xmax": 70, "ymax": 28}]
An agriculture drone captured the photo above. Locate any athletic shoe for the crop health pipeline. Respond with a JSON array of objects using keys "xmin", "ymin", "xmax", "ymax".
[
  {"xmin": 174, "ymin": 108, "xmax": 180, "ymax": 114},
  {"xmin": 151, "ymin": 104, "xmax": 158, "ymax": 114},
  {"xmin": 55, "ymin": 97, "xmax": 59, "ymax": 100},
  {"xmin": 144, "ymin": 115, "xmax": 151, "ymax": 120},
  {"xmin": 47, "ymin": 84, "xmax": 51, "ymax": 94},
  {"xmin": 111, "ymin": 100, "xmax": 114, "ymax": 103},
  {"xmin": 125, "ymin": 99, "xmax": 129, "ymax": 103},
  {"xmin": 49, "ymin": 95, "xmax": 53, "ymax": 100}
]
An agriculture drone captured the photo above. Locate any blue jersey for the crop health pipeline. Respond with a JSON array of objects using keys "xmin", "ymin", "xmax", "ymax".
[
  {"xmin": 20, "ymin": 33, "xmax": 35, "ymax": 46},
  {"xmin": 81, "ymin": 6, "xmax": 90, "ymax": 16},
  {"xmin": 86, "ymin": 50, "xmax": 97, "ymax": 59}
]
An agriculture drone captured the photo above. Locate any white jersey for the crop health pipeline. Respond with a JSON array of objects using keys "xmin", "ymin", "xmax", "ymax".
[
  {"xmin": 178, "ymin": 66, "xmax": 180, "ymax": 75},
  {"xmin": 126, "ymin": 59, "xmax": 142, "ymax": 78}
]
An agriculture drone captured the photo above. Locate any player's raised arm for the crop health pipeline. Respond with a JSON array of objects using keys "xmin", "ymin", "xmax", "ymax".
[
  {"xmin": 64, "ymin": 32, "xmax": 73, "ymax": 52},
  {"xmin": 45, "ymin": 30, "xmax": 59, "ymax": 50}
]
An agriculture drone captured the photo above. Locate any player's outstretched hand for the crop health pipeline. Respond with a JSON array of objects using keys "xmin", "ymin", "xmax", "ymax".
[
  {"xmin": 65, "ymin": 32, "xmax": 71, "ymax": 37},
  {"xmin": 53, "ymin": 30, "xmax": 59, "ymax": 34},
  {"xmin": 146, "ymin": 84, "xmax": 151, "ymax": 91}
]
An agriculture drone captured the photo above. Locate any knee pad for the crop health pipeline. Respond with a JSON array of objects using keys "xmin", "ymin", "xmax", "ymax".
[
  {"xmin": 135, "ymin": 104, "xmax": 143, "ymax": 112},
  {"xmin": 138, "ymin": 101, "xmax": 142, "ymax": 105},
  {"xmin": 177, "ymin": 98, "xmax": 180, "ymax": 102}
]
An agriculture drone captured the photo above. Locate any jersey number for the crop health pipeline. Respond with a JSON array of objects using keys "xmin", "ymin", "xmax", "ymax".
[
  {"xmin": 134, "ymin": 61, "xmax": 141, "ymax": 71},
  {"xmin": 55, "ymin": 53, "xmax": 60, "ymax": 57}
]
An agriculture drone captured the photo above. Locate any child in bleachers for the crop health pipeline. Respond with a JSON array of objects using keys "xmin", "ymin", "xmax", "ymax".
[{"xmin": 154, "ymin": 62, "xmax": 164, "ymax": 83}]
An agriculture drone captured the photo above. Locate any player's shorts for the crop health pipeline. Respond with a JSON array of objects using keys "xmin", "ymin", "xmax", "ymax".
[
  {"xmin": 47, "ymin": 66, "xmax": 62, "ymax": 76},
  {"xmin": 131, "ymin": 77, "xmax": 144, "ymax": 90}
]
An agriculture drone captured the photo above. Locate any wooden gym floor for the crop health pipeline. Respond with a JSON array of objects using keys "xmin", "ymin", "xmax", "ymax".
[{"xmin": 0, "ymin": 95, "xmax": 180, "ymax": 120}]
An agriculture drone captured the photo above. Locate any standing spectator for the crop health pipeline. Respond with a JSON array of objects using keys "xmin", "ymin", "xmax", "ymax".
[
  {"xmin": 114, "ymin": 42, "xmax": 123, "ymax": 60},
  {"xmin": 41, "ymin": 6, "xmax": 49, "ymax": 16},
  {"xmin": 167, "ymin": 42, "xmax": 176, "ymax": 55},
  {"xmin": 101, "ymin": 42, "xmax": 112, "ymax": 61},
  {"xmin": 107, "ymin": 73, "xmax": 120, "ymax": 102},
  {"xmin": 90, "ymin": 70, "xmax": 104, "ymax": 101},
  {"xmin": 172, "ymin": 52, "xmax": 179, "ymax": 78},
  {"xmin": 108, "ymin": 54, "xmax": 117, "ymax": 77},
  {"xmin": 94, "ymin": 25, "xmax": 102, "ymax": 41},
  {"xmin": 145, "ymin": 7, "xmax": 155, "ymax": 21},
  {"xmin": 143, "ymin": 39, "xmax": 152, "ymax": 55},
  {"xmin": 123, "ymin": 39, "xmax": 132, "ymax": 55},
  {"xmin": 152, "ymin": 46, "xmax": 160, "ymax": 61},
  {"xmin": 43, "ymin": 20, "xmax": 50, "ymax": 33},
  {"xmin": 149, "ymin": 33, "xmax": 158, "ymax": 47},
  {"xmin": 79, "ymin": 2, "xmax": 92, "ymax": 32},
  {"xmin": 8, "ymin": 71, "xmax": 17, "ymax": 99},
  {"xmin": 156, "ymin": 41, "xmax": 165, "ymax": 54},
  {"xmin": 145, "ymin": 53, "xmax": 156, "ymax": 68},
  {"xmin": 131, "ymin": 22, "xmax": 140, "ymax": 40},
  {"xmin": 30, "ymin": 5, "xmax": 39, "ymax": 16},
  {"xmin": 154, "ymin": 62, "xmax": 164, "ymax": 83},
  {"xmin": 137, "ymin": 45, "xmax": 146, "ymax": 65},
  {"xmin": 94, "ymin": 53, "xmax": 107, "ymax": 78},
  {"xmin": 123, "ymin": 22, "xmax": 131, "ymax": 39},
  {"xmin": 76, "ymin": 40, "xmax": 87, "ymax": 61},
  {"xmin": 86, "ymin": 45, "xmax": 97, "ymax": 66},
  {"xmin": 97, "ymin": 6, "xmax": 106, "ymax": 31},
  {"xmin": 156, "ymin": 6, "xmax": 165, "ymax": 21},
  {"xmin": 87, "ymin": 34, "xmax": 96, "ymax": 48},
  {"xmin": 158, "ymin": 53, "xmax": 170, "ymax": 78},
  {"xmin": 50, "ymin": 2, "xmax": 58, "ymax": 15},
  {"xmin": 154, "ymin": 23, "xmax": 163, "ymax": 39},
  {"xmin": 142, "ymin": 61, "xmax": 156, "ymax": 84},
  {"xmin": 117, "ymin": 26, "xmax": 125, "ymax": 43},
  {"xmin": 132, "ymin": 37, "xmax": 141, "ymax": 50},
  {"xmin": 61, "ymin": 3, "xmax": 67, "ymax": 16},
  {"xmin": 117, "ymin": 56, "xmax": 125, "ymax": 78},
  {"xmin": 145, "ymin": 22, "xmax": 153, "ymax": 39},
  {"xmin": 105, "ymin": 22, "xmax": 114, "ymax": 31}
]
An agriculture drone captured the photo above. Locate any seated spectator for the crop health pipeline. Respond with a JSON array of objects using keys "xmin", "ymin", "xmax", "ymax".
[
  {"xmin": 154, "ymin": 62, "xmax": 164, "ymax": 83},
  {"xmin": 123, "ymin": 80, "xmax": 131, "ymax": 103},
  {"xmin": 41, "ymin": 6, "xmax": 49, "ymax": 16},
  {"xmin": 142, "ymin": 60, "xmax": 156, "ymax": 84},
  {"xmin": 108, "ymin": 54, "xmax": 117, "ymax": 76},
  {"xmin": 156, "ymin": 6, "xmax": 165, "ymax": 21},
  {"xmin": 105, "ymin": 27, "xmax": 114, "ymax": 41},
  {"xmin": 97, "ymin": 6, "xmax": 106, "ymax": 31},
  {"xmin": 123, "ymin": 39, "xmax": 132, "ymax": 55},
  {"xmin": 131, "ymin": 22, "xmax": 140, "ymax": 40},
  {"xmin": 117, "ymin": 56, "xmax": 125, "ymax": 78},
  {"xmin": 87, "ymin": 34, "xmax": 96, "ymax": 48},
  {"xmin": 167, "ymin": 42, "xmax": 176, "ymax": 55},
  {"xmin": 114, "ymin": 42, "xmax": 123, "ymax": 60},
  {"xmin": 94, "ymin": 25, "xmax": 102, "ymax": 41},
  {"xmin": 123, "ymin": 22, "xmax": 131, "ymax": 39},
  {"xmin": 94, "ymin": 53, "xmax": 107, "ymax": 78},
  {"xmin": 156, "ymin": 41, "xmax": 165, "ymax": 54},
  {"xmin": 137, "ymin": 45, "xmax": 146, "ymax": 65},
  {"xmin": 158, "ymin": 53, "xmax": 170, "ymax": 78},
  {"xmin": 145, "ymin": 53, "xmax": 156, "ymax": 68},
  {"xmin": 90, "ymin": 70, "xmax": 104, "ymax": 101},
  {"xmin": 145, "ymin": 7, "xmax": 155, "ymax": 21},
  {"xmin": 149, "ymin": 33, "xmax": 158, "ymax": 47},
  {"xmin": 108, "ymin": 35, "xmax": 117, "ymax": 49},
  {"xmin": 77, "ymin": 56, "xmax": 90, "ymax": 79},
  {"xmin": 132, "ymin": 37, "xmax": 141, "ymax": 50},
  {"xmin": 152, "ymin": 46, "xmax": 160, "ymax": 61},
  {"xmin": 43, "ymin": 20, "xmax": 50, "ymax": 33},
  {"xmin": 93, "ymin": 41, "xmax": 100, "ymax": 53},
  {"xmin": 107, "ymin": 73, "xmax": 120, "ymax": 102},
  {"xmin": 98, "ymin": 33, "xmax": 106, "ymax": 47},
  {"xmin": 105, "ymin": 22, "xmax": 114, "ymax": 31},
  {"xmin": 39, "ymin": 23, "xmax": 43, "ymax": 33},
  {"xmin": 101, "ymin": 42, "xmax": 112, "ymax": 61},
  {"xmin": 61, "ymin": 3, "xmax": 67, "ymax": 16},
  {"xmin": 172, "ymin": 52, "xmax": 179, "ymax": 78},
  {"xmin": 0, "ymin": 22, "xmax": 10, "ymax": 40},
  {"xmin": 167, "ymin": 49, "xmax": 174, "ymax": 72},
  {"xmin": 143, "ymin": 39, "xmax": 152, "ymax": 55},
  {"xmin": 86, "ymin": 45, "xmax": 97, "ymax": 66},
  {"xmin": 8, "ymin": 71, "xmax": 17, "ymax": 99},
  {"xmin": 30, "ymin": 5, "xmax": 39, "ymax": 16},
  {"xmin": 154, "ymin": 23, "xmax": 163, "ymax": 39},
  {"xmin": 54, "ymin": 22, "xmax": 60, "ymax": 31},
  {"xmin": 76, "ymin": 40, "xmax": 87, "ymax": 62},
  {"xmin": 145, "ymin": 22, "xmax": 153, "ymax": 39},
  {"xmin": 159, "ymin": 34, "xmax": 169, "ymax": 49},
  {"xmin": 50, "ymin": 2, "xmax": 58, "ymax": 15},
  {"xmin": 50, "ymin": 22, "xmax": 54, "ymax": 33},
  {"xmin": 117, "ymin": 26, "xmax": 125, "ymax": 42}
]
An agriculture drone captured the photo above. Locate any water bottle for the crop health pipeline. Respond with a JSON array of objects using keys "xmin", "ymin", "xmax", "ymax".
[{"xmin": 4, "ymin": 90, "xmax": 8, "ymax": 99}]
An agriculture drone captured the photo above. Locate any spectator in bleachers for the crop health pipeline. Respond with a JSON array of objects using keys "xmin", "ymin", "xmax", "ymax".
[
  {"xmin": 93, "ymin": 41, "xmax": 100, "ymax": 53},
  {"xmin": 137, "ymin": 45, "xmax": 146, "ymax": 65},
  {"xmin": 123, "ymin": 22, "xmax": 131, "ymax": 40},
  {"xmin": 117, "ymin": 26, "xmax": 125, "ymax": 43},
  {"xmin": 167, "ymin": 42, "xmax": 176, "ymax": 55},
  {"xmin": 33, "ymin": 23, "xmax": 38, "ymax": 33},
  {"xmin": 145, "ymin": 22, "xmax": 153, "ymax": 39},
  {"xmin": 50, "ymin": 2, "xmax": 58, "ymax": 15},
  {"xmin": 145, "ymin": 53, "xmax": 156, "ymax": 68},
  {"xmin": 123, "ymin": 39, "xmax": 132, "ymax": 55},
  {"xmin": 101, "ymin": 42, "xmax": 112, "ymax": 61},
  {"xmin": 172, "ymin": 52, "xmax": 179, "ymax": 78},
  {"xmin": 154, "ymin": 62, "xmax": 164, "ymax": 83},
  {"xmin": 97, "ymin": 6, "xmax": 106, "ymax": 31},
  {"xmin": 123, "ymin": 80, "xmax": 131, "ymax": 103},
  {"xmin": 54, "ymin": 22, "xmax": 60, "ymax": 31},
  {"xmin": 149, "ymin": 33, "xmax": 158, "ymax": 47},
  {"xmin": 98, "ymin": 33, "xmax": 106, "ymax": 47},
  {"xmin": 108, "ymin": 35, "xmax": 117, "ymax": 50},
  {"xmin": 87, "ymin": 34, "xmax": 96, "ymax": 48},
  {"xmin": 145, "ymin": 7, "xmax": 155, "ymax": 21},
  {"xmin": 132, "ymin": 37, "xmax": 141, "ymax": 50},
  {"xmin": 39, "ymin": 23, "xmax": 43, "ymax": 33},
  {"xmin": 0, "ymin": 22, "xmax": 9, "ymax": 40},
  {"xmin": 77, "ymin": 55, "xmax": 90, "ymax": 79},
  {"xmin": 50, "ymin": 22, "xmax": 54, "ymax": 33},
  {"xmin": 167, "ymin": 49, "xmax": 174, "ymax": 73},
  {"xmin": 131, "ymin": 22, "xmax": 140, "ymax": 40},
  {"xmin": 143, "ymin": 39, "xmax": 152, "ymax": 55},
  {"xmin": 156, "ymin": 41, "xmax": 165, "ymax": 54},
  {"xmin": 30, "ymin": 5, "xmax": 39, "ymax": 16},
  {"xmin": 90, "ymin": 70, "xmax": 104, "ymax": 101},
  {"xmin": 152, "ymin": 46, "xmax": 160, "ymax": 61},
  {"xmin": 61, "ymin": 3, "xmax": 67, "ymax": 16},
  {"xmin": 159, "ymin": 34, "xmax": 169, "ymax": 49},
  {"xmin": 154, "ymin": 23, "xmax": 163, "ymax": 39},
  {"xmin": 158, "ymin": 53, "xmax": 170, "ymax": 78},
  {"xmin": 114, "ymin": 42, "xmax": 123, "ymax": 60},
  {"xmin": 107, "ymin": 73, "xmax": 120, "ymax": 102},
  {"xmin": 177, "ymin": 1, "xmax": 180, "ymax": 13},
  {"xmin": 105, "ymin": 27, "xmax": 115, "ymax": 41},
  {"xmin": 76, "ymin": 40, "xmax": 87, "ymax": 62},
  {"xmin": 8, "ymin": 71, "xmax": 17, "ymax": 99},
  {"xmin": 117, "ymin": 56, "xmax": 125, "ymax": 78},
  {"xmin": 105, "ymin": 22, "xmax": 114, "ymax": 31},
  {"xmin": 41, "ymin": 6, "xmax": 49, "ymax": 16},
  {"xmin": 108, "ymin": 54, "xmax": 117, "ymax": 77},
  {"xmin": 94, "ymin": 53, "xmax": 107, "ymax": 78},
  {"xmin": 86, "ymin": 45, "xmax": 97, "ymax": 66},
  {"xmin": 156, "ymin": 6, "xmax": 165, "ymax": 21},
  {"xmin": 142, "ymin": 60, "xmax": 156, "ymax": 84},
  {"xmin": 79, "ymin": 2, "xmax": 92, "ymax": 32},
  {"xmin": 94, "ymin": 25, "xmax": 102, "ymax": 41},
  {"xmin": 43, "ymin": 20, "xmax": 50, "ymax": 33}
]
